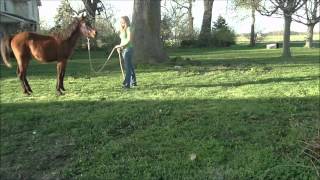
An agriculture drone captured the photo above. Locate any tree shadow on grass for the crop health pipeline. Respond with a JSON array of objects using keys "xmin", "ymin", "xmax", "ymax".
[{"xmin": 1, "ymin": 97, "xmax": 319, "ymax": 179}]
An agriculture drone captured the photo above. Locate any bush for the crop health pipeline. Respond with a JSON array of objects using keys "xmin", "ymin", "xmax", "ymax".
[
  {"xmin": 163, "ymin": 40, "xmax": 180, "ymax": 48},
  {"xmin": 210, "ymin": 16, "xmax": 236, "ymax": 47},
  {"xmin": 211, "ymin": 27, "xmax": 236, "ymax": 47},
  {"xmin": 196, "ymin": 16, "xmax": 236, "ymax": 47},
  {"xmin": 180, "ymin": 39, "xmax": 198, "ymax": 48},
  {"xmin": 98, "ymin": 33, "xmax": 120, "ymax": 50}
]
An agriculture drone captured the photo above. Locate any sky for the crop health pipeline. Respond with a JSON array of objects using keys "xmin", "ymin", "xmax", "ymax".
[{"xmin": 39, "ymin": 0, "xmax": 319, "ymax": 34}]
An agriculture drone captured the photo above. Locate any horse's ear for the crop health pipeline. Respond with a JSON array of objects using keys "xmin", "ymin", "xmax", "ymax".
[{"xmin": 75, "ymin": 9, "xmax": 86, "ymax": 20}]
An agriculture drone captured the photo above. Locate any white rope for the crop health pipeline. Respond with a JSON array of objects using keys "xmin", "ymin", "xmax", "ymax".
[{"xmin": 87, "ymin": 37, "xmax": 115, "ymax": 73}]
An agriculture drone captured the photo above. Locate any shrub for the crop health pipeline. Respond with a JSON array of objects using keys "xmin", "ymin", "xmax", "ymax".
[
  {"xmin": 211, "ymin": 27, "xmax": 236, "ymax": 47},
  {"xmin": 210, "ymin": 16, "xmax": 236, "ymax": 47},
  {"xmin": 196, "ymin": 16, "xmax": 236, "ymax": 47},
  {"xmin": 180, "ymin": 39, "xmax": 198, "ymax": 48},
  {"xmin": 98, "ymin": 33, "xmax": 120, "ymax": 50}
]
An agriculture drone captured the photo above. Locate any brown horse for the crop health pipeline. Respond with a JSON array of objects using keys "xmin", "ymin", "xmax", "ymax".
[{"xmin": 0, "ymin": 16, "xmax": 96, "ymax": 95}]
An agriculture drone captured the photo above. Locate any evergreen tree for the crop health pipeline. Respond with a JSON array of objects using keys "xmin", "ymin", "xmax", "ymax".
[
  {"xmin": 211, "ymin": 16, "xmax": 236, "ymax": 47},
  {"xmin": 212, "ymin": 16, "xmax": 228, "ymax": 30}
]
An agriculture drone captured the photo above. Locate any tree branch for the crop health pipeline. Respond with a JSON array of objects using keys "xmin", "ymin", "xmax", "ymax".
[
  {"xmin": 171, "ymin": 0, "xmax": 189, "ymax": 9},
  {"xmin": 65, "ymin": 0, "xmax": 86, "ymax": 16},
  {"xmin": 292, "ymin": 0, "xmax": 320, "ymax": 25},
  {"xmin": 255, "ymin": 0, "xmax": 279, "ymax": 16}
]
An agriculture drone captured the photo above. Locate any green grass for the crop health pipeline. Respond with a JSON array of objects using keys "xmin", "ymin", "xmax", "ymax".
[{"xmin": 1, "ymin": 45, "xmax": 319, "ymax": 179}]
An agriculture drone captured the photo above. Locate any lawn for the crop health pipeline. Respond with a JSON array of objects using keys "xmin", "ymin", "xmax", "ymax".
[
  {"xmin": 0, "ymin": 45, "xmax": 319, "ymax": 179},
  {"xmin": 236, "ymin": 33, "xmax": 320, "ymax": 44}
]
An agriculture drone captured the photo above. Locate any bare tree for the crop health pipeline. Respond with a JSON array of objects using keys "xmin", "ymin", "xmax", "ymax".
[
  {"xmin": 232, "ymin": 0, "xmax": 262, "ymax": 46},
  {"xmin": 293, "ymin": 0, "xmax": 320, "ymax": 48},
  {"xmin": 256, "ymin": 0, "xmax": 306, "ymax": 58},
  {"xmin": 133, "ymin": 0, "xmax": 168, "ymax": 64},
  {"xmin": 161, "ymin": 0, "xmax": 195, "ymax": 43},
  {"xmin": 171, "ymin": 0, "xmax": 195, "ymax": 37},
  {"xmin": 199, "ymin": 0, "xmax": 215, "ymax": 46}
]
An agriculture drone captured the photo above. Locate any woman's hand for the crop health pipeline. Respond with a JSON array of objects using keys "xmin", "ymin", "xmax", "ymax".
[{"xmin": 115, "ymin": 45, "xmax": 122, "ymax": 53}]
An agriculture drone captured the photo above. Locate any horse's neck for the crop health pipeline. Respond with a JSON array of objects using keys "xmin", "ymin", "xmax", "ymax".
[
  {"xmin": 59, "ymin": 28, "xmax": 81, "ymax": 57},
  {"xmin": 64, "ymin": 29, "xmax": 81, "ymax": 49}
]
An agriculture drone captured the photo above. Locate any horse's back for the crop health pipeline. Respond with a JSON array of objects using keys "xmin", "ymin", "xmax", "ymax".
[
  {"xmin": 11, "ymin": 32, "xmax": 58, "ymax": 62},
  {"xmin": 13, "ymin": 31, "xmax": 52, "ymax": 40}
]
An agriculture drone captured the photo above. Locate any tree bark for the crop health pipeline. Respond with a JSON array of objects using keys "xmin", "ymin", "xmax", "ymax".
[
  {"xmin": 199, "ymin": 0, "xmax": 214, "ymax": 45},
  {"xmin": 187, "ymin": 0, "xmax": 194, "ymax": 38},
  {"xmin": 133, "ymin": 0, "xmax": 168, "ymax": 64},
  {"xmin": 250, "ymin": 7, "xmax": 256, "ymax": 47},
  {"xmin": 305, "ymin": 23, "xmax": 315, "ymax": 48},
  {"xmin": 282, "ymin": 15, "xmax": 292, "ymax": 58}
]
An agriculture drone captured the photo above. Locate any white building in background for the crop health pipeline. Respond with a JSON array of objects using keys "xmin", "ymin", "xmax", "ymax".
[{"xmin": 0, "ymin": 0, "xmax": 41, "ymax": 35}]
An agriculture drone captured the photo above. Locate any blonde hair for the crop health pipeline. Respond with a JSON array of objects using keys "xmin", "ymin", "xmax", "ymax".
[{"xmin": 120, "ymin": 16, "xmax": 131, "ymax": 32}]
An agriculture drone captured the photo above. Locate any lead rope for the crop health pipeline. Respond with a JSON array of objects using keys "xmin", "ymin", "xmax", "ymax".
[
  {"xmin": 87, "ymin": 37, "xmax": 116, "ymax": 73},
  {"xmin": 117, "ymin": 49, "xmax": 125, "ymax": 79}
]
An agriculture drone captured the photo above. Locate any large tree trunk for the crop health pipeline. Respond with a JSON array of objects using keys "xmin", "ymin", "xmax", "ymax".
[
  {"xmin": 133, "ymin": 0, "xmax": 168, "ymax": 64},
  {"xmin": 282, "ymin": 15, "xmax": 292, "ymax": 58},
  {"xmin": 305, "ymin": 23, "xmax": 315, "ymax": 48},
  {"xmin": 250, "ymin": 7, "xmax": 256, "ymax": 47},
  {"xmin": 199, "ymin": 0, "xmax": 214, "ymax": 46},
  {"xmin": 187, "ymin": 0, "xmax": 194, "ymax": 38}
]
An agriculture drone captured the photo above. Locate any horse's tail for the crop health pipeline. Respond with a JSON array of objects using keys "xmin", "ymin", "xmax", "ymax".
[{"xmin": 0, "ymin": 35, "xmax": 13, "ymax": 68}]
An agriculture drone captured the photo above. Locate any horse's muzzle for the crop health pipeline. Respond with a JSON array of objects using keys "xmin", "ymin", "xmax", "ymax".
[{"xmin": 91, "ymin": 29, "xmax": 97, "ymax": 38}]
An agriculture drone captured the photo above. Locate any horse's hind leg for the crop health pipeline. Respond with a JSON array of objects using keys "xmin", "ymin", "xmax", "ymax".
[
  {"xmin": 17, "ymin": 64, "xmax": 30, "ymax": 95},
  {"xmin": 23, "ymin": 64, "xmax": 32, "ymax": 93},
  {"xmin": 16, "ymin": 66, "xmax": 26, "ymax": 94},
  {"xmin": 16, "ymin": 54, "xmax": 32, "ymax": 95},
  {"xmin": 12, "ymin": 41, "xmax": 32, "ymax": 95}
]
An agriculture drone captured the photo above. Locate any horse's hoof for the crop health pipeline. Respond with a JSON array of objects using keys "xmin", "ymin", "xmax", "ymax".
[
  {"xmin": 56, "ymin": 90, "xmax": 64, "ymax": 96},
  {"xmin": 23, "ymin": 91, "xmax": 31, "ymax": 96}
]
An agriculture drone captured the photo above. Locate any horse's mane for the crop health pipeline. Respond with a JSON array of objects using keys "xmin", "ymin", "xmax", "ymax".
[{"xmin": 51, "ymin": 18, "xmax": 80, "ymax": 40}]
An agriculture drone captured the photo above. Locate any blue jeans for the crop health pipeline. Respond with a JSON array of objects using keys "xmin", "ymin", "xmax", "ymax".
[{"xmin": 122, "ymin": 47, "xmax": 136, "ymax": 87}]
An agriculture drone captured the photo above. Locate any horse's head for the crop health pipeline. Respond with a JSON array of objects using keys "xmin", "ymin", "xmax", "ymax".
[{"xmin": 79, "ymin": 16, "xmax": 97, "ymax": 39}]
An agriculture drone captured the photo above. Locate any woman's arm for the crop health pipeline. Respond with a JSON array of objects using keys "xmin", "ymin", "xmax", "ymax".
[{"xmin": 116, "ymin": 28, "xmax": 132, "ymax": 48}]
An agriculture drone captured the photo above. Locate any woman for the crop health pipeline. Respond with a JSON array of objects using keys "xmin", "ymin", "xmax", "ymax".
[{"xmin": 115, "ymin": 16, "xmax": 137, "ymax": 89}]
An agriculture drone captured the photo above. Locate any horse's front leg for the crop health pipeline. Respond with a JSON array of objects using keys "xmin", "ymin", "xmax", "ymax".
[
  {"xmin": 56, "ymin": 61, "xmax": 66, "ymax": 95},
  {"xmin": 60, "ymin": 66, "xmax": 66, "ymax": 91}
]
